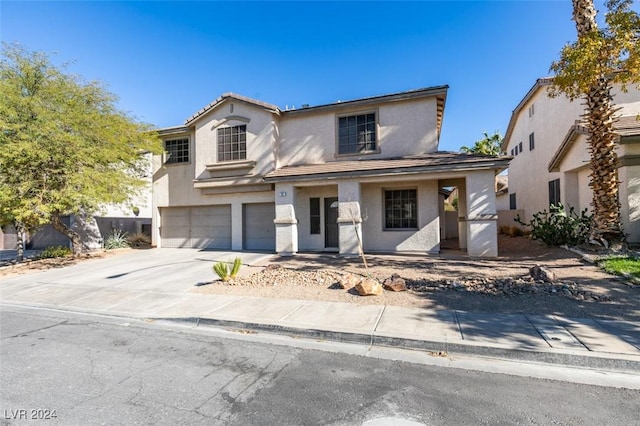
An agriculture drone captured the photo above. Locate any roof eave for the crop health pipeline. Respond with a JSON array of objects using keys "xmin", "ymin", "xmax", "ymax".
[
  {"xmin": 264, "ymin": 158, "xmax": 510, "ymax": 183},
  {"xmin": 501, "ymin": 77, "xmax": 554, "ymax": 151},
  {"xmin": 184, "ymin": 93, "xmax": 281, "ymax": 126}
]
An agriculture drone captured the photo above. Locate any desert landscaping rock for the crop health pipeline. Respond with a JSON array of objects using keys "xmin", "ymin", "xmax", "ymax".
[
  {"xmin": 529, "ymin": 265, "xmax": 558, "ymax": 283},
  {"xmin": 355, "ymin": 278, "xmax": 383, "ymax": 296},
  {"xmin": 338, "ymin": 273, "xmax": 360, "ymax": 289},
  {"xmin": 383, "ymin": 274, "xmax": 407, "ymax": 292}
]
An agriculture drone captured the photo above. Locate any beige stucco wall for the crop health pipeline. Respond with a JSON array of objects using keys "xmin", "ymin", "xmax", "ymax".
[
  {"xmin": 192, "ymin": 100, "xmax": 277, "ymax": 181},
  {"xmin": 296, "ymin": 185, "xmax": 339, "ymax": 251},
  {"xmin": 360, "ymin": 180, "xmax": 440, "ymax": 253},
  {"xmin": 278, "ymin": 97, "xmax": 439, "ymax": 167}
]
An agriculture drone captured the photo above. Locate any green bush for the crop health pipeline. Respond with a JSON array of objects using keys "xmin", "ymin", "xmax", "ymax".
[
  {"xmin": 516, "ymin": 203, "xmax": 591, "ymax": 247},
  {"xmin": 213, "ymin": 257, "xmax": 242, "ymax": 282},
  {"xmin": 104, "ymin": 229, "xmax": 130, "ymax": 249},
  {"xmin": 36, "ymin": 245, "xmax": 73, "ymax": 259}
]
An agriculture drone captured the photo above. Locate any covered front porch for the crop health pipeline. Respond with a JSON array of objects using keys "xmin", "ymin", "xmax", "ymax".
[{"xmin": 264, "ymin": 155, "xmax": 506, "ymax": 258}]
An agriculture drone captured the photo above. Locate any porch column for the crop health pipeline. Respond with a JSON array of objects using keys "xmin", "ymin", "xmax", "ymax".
[
  {"xmin": 457, "ymin": 183, "xmax": 467, "ymax": 250},
  {"xmin": 274, "ymin": 183, "xmax": 298, "ymax": 256},
  {"xmin": 337, "ymin": 180, "xmax": 362, "ymax": 257},
  {"xmin": 465, "ymin": 170, "xmax": 498, "ymax": 257}
]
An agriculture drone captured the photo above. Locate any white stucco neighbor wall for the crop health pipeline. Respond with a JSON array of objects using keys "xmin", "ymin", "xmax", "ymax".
[
  {"xmin": 504, "ymin": 84, "xmax": 639, "ymax": 223},
  {"xmin": 620, "ymin": 165, "xmax": 640, "ymax": 244},
  {"xmin": 504, "ymin": 90, "xmax": 580, "ymax": 222}
]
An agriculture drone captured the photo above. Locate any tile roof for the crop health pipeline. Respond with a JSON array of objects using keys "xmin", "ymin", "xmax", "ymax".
[
  {"xmin": 264, "ymin": 152, "xmax": 510, "ymax": 182},
  {"xmin": 182, "ymin": 86, "xmax": 449, "ymax": 137}
]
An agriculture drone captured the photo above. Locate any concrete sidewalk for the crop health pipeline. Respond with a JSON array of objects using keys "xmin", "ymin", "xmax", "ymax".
[{"xmin": 1, "ymin": 272, "xmax": 639, "ymax": 373}]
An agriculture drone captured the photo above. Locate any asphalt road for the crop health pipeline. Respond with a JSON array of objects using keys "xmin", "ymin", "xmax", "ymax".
[{"xmin": 1, "ymin": 306, "xmax": 639, "ymax": 426}]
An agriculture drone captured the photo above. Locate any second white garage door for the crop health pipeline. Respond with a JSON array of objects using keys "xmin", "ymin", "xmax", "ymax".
[
  {"xmin": 161, "ymin": 205, "xmax": 231, "ymax": 249},
  {"xmin": 243, "ymin": 203, "xmax": 275, "ymax": 251}
]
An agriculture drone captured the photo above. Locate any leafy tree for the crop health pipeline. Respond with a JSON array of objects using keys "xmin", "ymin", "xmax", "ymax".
[
  {"xmin": 460, "ymin": 131, "xmax": 503, "ymax": 156},
  {"xmin": 549, "ymin": 0, "xmax": 640, "ymax": 245},
  {"xmin": 0, "ymin": 44, "xmax": 162, "ymax": 256}
]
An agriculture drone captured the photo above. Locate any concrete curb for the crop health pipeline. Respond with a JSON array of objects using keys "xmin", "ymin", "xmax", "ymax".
[{"xmin": 155, "ymin": 316, "xmax": 640, "ymax": 374}]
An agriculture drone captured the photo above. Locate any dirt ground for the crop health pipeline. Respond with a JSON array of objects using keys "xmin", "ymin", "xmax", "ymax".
[
  {"xmin": 2, "ymin": 236, "xmax": 639, "ymax": 321},
  {"xmin": 195, "ymin": 236, "xmax": 640, "ymax": 322}
]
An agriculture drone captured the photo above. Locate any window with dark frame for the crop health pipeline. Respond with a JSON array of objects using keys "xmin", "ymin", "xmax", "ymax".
[
  {"xmin": 217, "ymin": 125, "xmax": 247, "ymax": 162},
  {"xmin": 511, "ymin": 148, "xmax": 514, "ymax": 156},
  {"xmin": 518, "ymin": 141, "xmax": 523, "ymax": 153},
  {"xmin": 310, "ymin": 198, "xmax": 321, "ymax": 234},
  {"xmin": 510, "ymin": 193, "xmax": 517, "ymax": 210},
  {"xmin": 338, "ymin": 112, "xmax": 376, "ymax": 154},
  {"xmin": 529, "ymin": 132, "xmax": 535, "ymax": 151},
  {"xmin": 549, "ymin": 179, "xmax": 561, "ymax": 207},
  {"xmin": 384, "ymin": 189, "xmax": 417, "ymax": 229},
  {"xmin": 164, "ymin": 138, "xmax": 189, "ymax": 164}
]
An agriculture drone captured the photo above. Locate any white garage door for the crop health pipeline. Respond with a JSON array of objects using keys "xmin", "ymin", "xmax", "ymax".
[
  {"xmin": 243, "ymin": 203, "xmax": 275, "ymax": 251},
  {"xmin": 161, "ymin": 206, "xmax": 231, "ymax": 249}
]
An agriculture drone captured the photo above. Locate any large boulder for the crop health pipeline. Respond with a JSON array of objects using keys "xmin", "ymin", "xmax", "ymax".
[
  {"xmin": 355, "ymin": 278, "xmax": 383, "ymax": 296},
  {"xmin": 337, "ymin": 273, "xmax": 361, "ymax": 289},
  {"xmin": 383, "ymin": 274, "xmax": 407, "ymax": 292}
]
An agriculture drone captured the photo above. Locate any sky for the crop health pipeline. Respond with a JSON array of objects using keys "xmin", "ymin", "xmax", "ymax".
[{"xmin": 1, "ymin": 1, "xmax": 628, "ymax": 152}]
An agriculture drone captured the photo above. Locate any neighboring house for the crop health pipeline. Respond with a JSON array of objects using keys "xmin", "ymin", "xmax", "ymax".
[
  {"xmin": 0, "ymin": 224, "xmax": 18, "ymax": 250},
  {"xmin": 27, "ymin": 154, "xmax": 153, "ymax": 250},
  {"xmin": 152, "ymin": 87, "xmax": 510, "ymax": 257},
  {"xmin": 495, "ymin": 175, "xmax": 509, "ymax": 211},
  {"xmin": 502, "ymin": 78, "xmax": 640, "ymax": 243}
]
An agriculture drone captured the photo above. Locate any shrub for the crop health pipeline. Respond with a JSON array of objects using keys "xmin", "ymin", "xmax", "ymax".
[
  {"xmin": 213, "ymin": 257, "xmax": 242, "ymax": 282},
  {"xmin": 516, "ymin": 203, "xmax": 591, "ymax": 247},
  {"xmin": 104, "ymin": 229, "xmax": 130, "ymax": 249},
  {"xmin": 508, "ymin": 226, "xmax": 525, "ymax": 237},
  {"xmin": 127, "ymin": 232, "xmax": 151, "ymax": 248},
  {"xmin": 36, "ymin": 245, "xmax": 73, "ymax": 259}
]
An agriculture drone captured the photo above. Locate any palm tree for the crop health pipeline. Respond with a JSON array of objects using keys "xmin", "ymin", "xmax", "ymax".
[
  {"xmin": 550, "ymin": 0, "xmax": 640, "ymax": 246},
  {"xmin": 574, "ymin": 0, "xmax": 621, "ymax": 244}
]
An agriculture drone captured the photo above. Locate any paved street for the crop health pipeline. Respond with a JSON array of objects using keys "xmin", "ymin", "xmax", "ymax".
[{"xmin": 1, "ymin": 306, "xmax": 639, "ymax": 425}]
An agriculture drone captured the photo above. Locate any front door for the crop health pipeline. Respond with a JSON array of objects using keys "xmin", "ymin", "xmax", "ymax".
[{"xmin": 324, "ymin": 198, "xmax": 339, "ymax": 248}]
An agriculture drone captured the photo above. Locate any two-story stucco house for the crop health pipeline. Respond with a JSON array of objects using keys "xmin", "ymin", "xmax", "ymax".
[
  {"xmin": 502, "ymin": 78, "xmax": 640, "ymax": 243},
  {"xmin": 152, "ymin": 86, "xmax": 510, "ymax": 257}
]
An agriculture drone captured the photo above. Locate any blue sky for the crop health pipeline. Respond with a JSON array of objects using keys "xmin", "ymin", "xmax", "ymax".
[{"xmin": 1, "ymin": 1, "xmax": 622, "ymax": 152}]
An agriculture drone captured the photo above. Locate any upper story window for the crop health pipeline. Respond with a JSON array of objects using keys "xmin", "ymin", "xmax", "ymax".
[
  {"xmin": 217, "ymin": 125, "xmax": 247, "ymax": 162},
  {"xmin": 509, "ymin": 193, "xmax": 517, "ymax": 210},
  {"xmin": 338, "ymin": 112, "xmax": 377, "ymax": 154},
  {"xmin": 164, "ymin": 138, "xmax": 189, "ymax": 164},
  {"xmin": 529, "ymin": 132, "xmax": 535, "ymax": 151},
  {"xmin": 528, "ymin": 103, "xmax": 535, "ymax": 117},
  {"xmin": 518, "ymin": 141, "xmax": 523, "ymax": 153}
]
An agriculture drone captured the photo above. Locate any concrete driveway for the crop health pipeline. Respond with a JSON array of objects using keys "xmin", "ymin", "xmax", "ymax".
[{"xmin": 0, "ymin": 248, "xmax": 274, "ymax": 293}]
